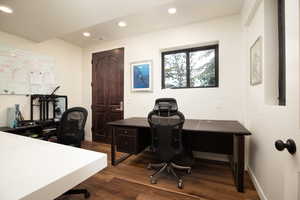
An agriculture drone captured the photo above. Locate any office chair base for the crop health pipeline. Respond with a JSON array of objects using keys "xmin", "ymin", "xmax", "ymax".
[
  {"xmin": 171, "ymin": 162, "xmax": 192, "ymax": 174},
  {"xmin": 148, "ymin": 162, "xmax": 191, "ymax": 189},
  {"xmin": 63, "ymin": 189, "xmax": 90, "ymax": 199},
  {"xmin": 147, "ymin": 163, "xmax": 165, "ymax": 170}
]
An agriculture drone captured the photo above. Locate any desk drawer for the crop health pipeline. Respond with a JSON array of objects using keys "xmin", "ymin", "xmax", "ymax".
[
  {"xmin": 116, "ymin": 135, "xmax": 137, "ymax": 154},
  {"xmin": 116, "ymin": 127, "xmax": 137, "ymax": 136},
  {"xmin": 115, "ymin": 127, "xmax": 138, "ymax": 154}
]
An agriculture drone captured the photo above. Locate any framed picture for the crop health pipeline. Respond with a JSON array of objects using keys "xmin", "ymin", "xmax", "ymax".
[
  {"xmin": 250, "ymin": 37, "xmax": 263, "ymax": 85},
  {"xmin": 131, "ymin": 60, "xmax": 152, "ymax": 91}
]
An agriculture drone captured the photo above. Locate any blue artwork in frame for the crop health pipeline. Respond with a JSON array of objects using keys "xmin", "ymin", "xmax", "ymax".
[
  {"xmin": 131, "ymin": 60, "xmax": 152, "ymax": 91},
  {"xmin": 134, "ymin": 64, "xmax": 149, "ymax": 88}
]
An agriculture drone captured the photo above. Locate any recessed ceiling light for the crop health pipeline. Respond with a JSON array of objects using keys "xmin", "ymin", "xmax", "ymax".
[
  {"xmin": 168, "ymin": 8, "xmax": 177, "ymax": 15},
  {"xmin": 118, "ymin": 21, "xmax": 127, "ymax": 27},
  {"xmin": 0, "ymin": 6, "xmax": 13, "ymax": 14},
  {"xmin": 82, "ymin": 32, "xmax": 91, "ymax": 37}
]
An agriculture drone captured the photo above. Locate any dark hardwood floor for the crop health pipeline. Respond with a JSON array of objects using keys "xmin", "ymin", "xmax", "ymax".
[{"xmin": 58, "ymin": 142, "xmax": 260, "ymax": 200}]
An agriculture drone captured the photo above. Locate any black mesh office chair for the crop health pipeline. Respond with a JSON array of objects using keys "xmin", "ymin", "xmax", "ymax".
[
  {"xmin": 56, "ymin": 107, "xmax": 90, "ymax": 198},
  {"xmin": 56, "ymin": 107, "xmax": 87, "ymax": 147},
  {"xmin": 147, "ymin": 98, "xmax": 192, "ymax": 189}
]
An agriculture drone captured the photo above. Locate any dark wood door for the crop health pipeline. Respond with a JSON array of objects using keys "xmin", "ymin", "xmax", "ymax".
[{"xmin": 92, "ymin": 48, "xmax": 124, "ymax": 143}]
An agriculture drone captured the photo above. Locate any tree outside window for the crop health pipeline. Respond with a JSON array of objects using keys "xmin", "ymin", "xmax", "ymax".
[{"xmin": 162, "ymin": 45, "xmax": 218, "ymax": 89}]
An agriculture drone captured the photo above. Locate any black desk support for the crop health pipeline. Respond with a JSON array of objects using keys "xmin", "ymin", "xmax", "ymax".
[{"xmin": 108, "ymin": 117, "xmax": 251, "ymax": 193}]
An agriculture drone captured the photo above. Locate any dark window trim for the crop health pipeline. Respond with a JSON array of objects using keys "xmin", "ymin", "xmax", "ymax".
[
  {"xmin": 278, "ymin": 0, "xmax": 286, "ymax": 106},
  {"xmin": 161, "ymin": 44, "xmax": 219, "ymax": 89}
]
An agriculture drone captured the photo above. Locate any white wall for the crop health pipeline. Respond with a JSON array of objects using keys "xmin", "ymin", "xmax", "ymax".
[
  {"xmin": 82, "ymin": 15, "xmax": 244, "ymax": 141},
  {"xmin": 243, "ymin": 0, "xmax": 300, "ymax": 199},
  {"xmin": 2, "ymin": 3, "xmax": 300, "ymax": 199},
  {"xmin": 0, "ymin": 31, "xmax": 83, "ymax": 126}
]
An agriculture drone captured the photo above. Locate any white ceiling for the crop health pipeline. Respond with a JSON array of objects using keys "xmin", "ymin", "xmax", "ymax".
[{"xmin": 0, "ymin": 0, "xmax": 244, "ymax": 47}]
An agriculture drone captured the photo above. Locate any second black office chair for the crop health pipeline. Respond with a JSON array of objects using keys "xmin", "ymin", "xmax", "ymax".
[
  {"xmin": 147, "ymin": 98, "xmax": 192, "ymax": 189},
  {"xmin": 56, "ymin": 107, "xmax": 87, "ymax": 148},
  {"xmin": 49, "ymin": 107, "xmax": 90, "ymax": 198}
]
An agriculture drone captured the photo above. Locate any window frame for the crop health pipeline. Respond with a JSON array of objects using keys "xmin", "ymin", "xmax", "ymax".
[
  {"xmin": 161, "ymin": 44, "xmax": 219, "ymax": 89},
  {"xmin": 278, "ymin": 0, "xmax": 286, "ymax": 106}
]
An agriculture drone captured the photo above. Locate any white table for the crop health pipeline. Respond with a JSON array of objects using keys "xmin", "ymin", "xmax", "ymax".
[{"xmin": 0, "ymin": 132, "xmax": 107, "ymax": 200}]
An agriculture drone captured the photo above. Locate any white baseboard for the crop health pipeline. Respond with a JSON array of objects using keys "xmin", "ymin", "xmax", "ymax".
[
  {"xmin": 84, "ymin": 135, "xmax": 92, "ymax": 142},
  {"xmin": 192, "ymin": 151, "xmax": 229, "ymax": 162},
  {"xmin": 248, "ymin": 167, "xmax": 268, "ymax": 200}
]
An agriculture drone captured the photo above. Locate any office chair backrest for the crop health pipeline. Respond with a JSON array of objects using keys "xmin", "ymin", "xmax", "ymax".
[
  {"xmin": 148, "ymin": 99, "xmax": 185, "ymax": 162},
  {"xmin": 57, "ymin": 107, "xmax": 88, "ymax": 147},
  {"xmin": 153, "ymin": 98, "xmax": 178, "ymax": 117}
]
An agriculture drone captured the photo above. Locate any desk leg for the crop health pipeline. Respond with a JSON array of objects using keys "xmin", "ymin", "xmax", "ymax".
[
  {"xmin": 111, "ymin": 127, "xmax": 132, "ymax": 166},
  {"xmin": 232, "ymin": 135, "xmax": 245, "ymax": 193},
  {"xmin": 111, "ymin": 127, "xmax": 116, "ymax": 166}
]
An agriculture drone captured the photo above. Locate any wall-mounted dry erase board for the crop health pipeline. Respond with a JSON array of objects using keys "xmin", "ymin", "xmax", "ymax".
[{"xmin": 0, "ymin": 45, "xmax": 57, "ymax": 95}]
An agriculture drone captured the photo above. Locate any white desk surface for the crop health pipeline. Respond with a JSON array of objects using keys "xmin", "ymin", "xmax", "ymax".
[{"xmin": 0, "ymin": 132, "xmax": 107, "ymax": 200}]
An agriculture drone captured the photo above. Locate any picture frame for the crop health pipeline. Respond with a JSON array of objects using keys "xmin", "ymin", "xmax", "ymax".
[
  {"xmin": 131, "ymin": 60, "xmax": 152, "ymax": 91},
  {"xmin": 250, "ymin": 36, "xmax": 263, "ymax": 85}
]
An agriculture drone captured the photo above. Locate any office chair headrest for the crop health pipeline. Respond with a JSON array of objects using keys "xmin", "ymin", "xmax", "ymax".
[{"xmin": 153, "ymin": 98, "xmax": 178, "ymax": 116}]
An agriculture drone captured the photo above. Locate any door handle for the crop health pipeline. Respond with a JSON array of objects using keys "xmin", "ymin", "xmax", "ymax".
[
  {"xmin": 115, "ymin": 101, "xmax": 123, "ymax": 111},
  {"xmin": 275, "ymin": 139, "xmax": 296, "ymax": 154}
]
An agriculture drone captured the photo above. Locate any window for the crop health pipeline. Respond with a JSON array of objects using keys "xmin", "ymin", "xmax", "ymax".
[{"xmin": 162, "ymin": 45, "xmax": 219, "ymax": 89}]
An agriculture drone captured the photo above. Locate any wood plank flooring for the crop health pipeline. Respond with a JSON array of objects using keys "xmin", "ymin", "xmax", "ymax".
[{"xmin": 57, "ymin": 142, "xmax": 260, "ymax": 200}]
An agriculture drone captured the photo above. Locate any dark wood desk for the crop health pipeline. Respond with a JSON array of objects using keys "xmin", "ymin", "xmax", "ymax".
[
  {"xmin": 0, "ymin": 125, "xmax": 42, "ymax": 136},
  {"xmin": 0, "ymin": 120, "xmax": 59, "ymax": 138},
  {"xmin": 108, "ymin": 117, "xmax": 251, "ymax": 192}
]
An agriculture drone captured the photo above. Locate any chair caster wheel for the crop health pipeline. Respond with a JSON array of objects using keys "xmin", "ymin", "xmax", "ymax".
[
  {"xmin": 84, "ymin": 191, "xmax": 90, "ymax": 199},
  {"xmin": 150, "ymin": 176, "xmax": 157, "ymax": 184},
  {"xmin": 178, "ymin": 180, "xmax": 183, "ymax": 189},
  {"xmin": 147, "ymin": 164, "xmax": 152, "ymax": 170},
  {"xmin": 187, "ymin": 169, "xmax": 192, "ymax": 174}
]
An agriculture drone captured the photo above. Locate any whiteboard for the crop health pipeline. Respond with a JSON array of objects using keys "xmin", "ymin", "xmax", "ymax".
[{"xmin": 0, "ymin": 45, "xmax": 57, "ymax": 95}]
